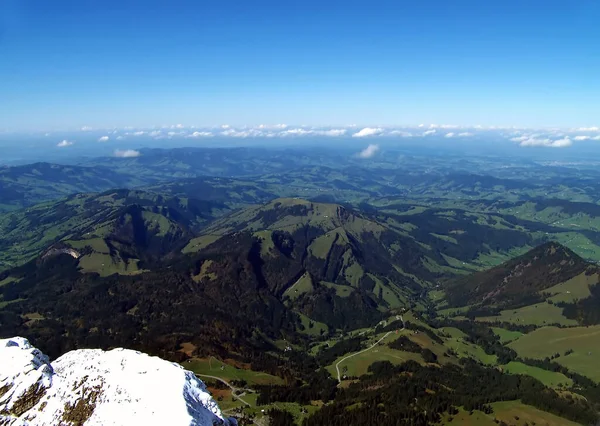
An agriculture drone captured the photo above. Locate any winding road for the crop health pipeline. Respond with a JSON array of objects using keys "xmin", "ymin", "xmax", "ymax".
[
  {"xmin": 195, "ymin": 374, "xmax": 252, "ymax": 406},
  {"xmin": 335, "ymin": 316, "xmax": 405, "ymax": 383},
  {"xmin": 335, "ymin": 331, "xmax": 394, "ymax": 383}
]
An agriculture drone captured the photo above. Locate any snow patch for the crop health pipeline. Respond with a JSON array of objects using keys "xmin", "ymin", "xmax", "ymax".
[{"xmin": 0, "ymin": 337, "xmax": 236, "ymax": 426}]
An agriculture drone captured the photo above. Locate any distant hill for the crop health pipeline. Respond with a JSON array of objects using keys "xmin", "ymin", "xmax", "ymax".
[
  {"xmin": 445, "ymin": 242, "xmax": 595, "ymax": 310},
  {"xmin": 0, "ymin": 162, "xmax": 146, "ymax": 211},
  {"xmin": 0, "ymin": 189, "xmax": 227, "ymax": 273}
]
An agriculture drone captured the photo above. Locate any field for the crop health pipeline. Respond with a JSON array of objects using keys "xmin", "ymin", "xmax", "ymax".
[
  {"xmin": 477, "ymin": 302, "xmax": 577, "ymax": 327},
  {"xmin": 443, "ymin": 336, "xmax": 498, "ymax": 365},
  {"xmin": 509, "ymin": 325, "xmax": 600, "ymax": 381},
  {"xmin": 185, "ymin": 357, "xmax": 283, "ymax": 386},
  {"xmin": 545, "ymin": 272, "xmax": 597, "ymax": 304},
  {"xmin": 492, "ymin": 327, "xmax": 523, "ymax": 344},
  {"xmin": 295, "ymin": 311, "xmax": 328, "ymax": 336},
  {"xmin": 501, "ymin": 361, "xmax": 573, "ymax": 388},
  {"xmin": 441, "ymin": 400, "xmax": 581, "ymax": 426},
  {"xmin": 325, "ymin": 331, "xmax": 423, "ymax": 378},
  {"xmin": 244, "ymin": 401, "xmax": 320, "ymax": 425}
]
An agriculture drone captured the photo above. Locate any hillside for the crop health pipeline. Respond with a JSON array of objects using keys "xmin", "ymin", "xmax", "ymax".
[
  {"xmin": 0, "ymin": 162, "xmax": 146, "ymax": 211},
  {"xmin": 0, "ymin": 189, "xmax": 227, "ymax": 273},
  {"xmin": 0, "ymin": 198, "xmax": 440, "ymax": 359},
  {"xmin": 186, "ymin": 198, "xmax": 458, "ymax": 328},
  {"xmin": 445, "ymin": 242, "xmax": 595, "ymax": 310}
]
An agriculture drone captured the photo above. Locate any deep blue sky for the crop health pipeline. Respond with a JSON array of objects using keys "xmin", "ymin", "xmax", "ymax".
[{"xmin": 1, "ymin": 0, "xmax": 599, "ymax": 130}]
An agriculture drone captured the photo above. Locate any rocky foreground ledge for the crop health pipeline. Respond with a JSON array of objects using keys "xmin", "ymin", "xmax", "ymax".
[{"xmin": 0, "ymin": 337, "xmax": 236, "ymax": 425}]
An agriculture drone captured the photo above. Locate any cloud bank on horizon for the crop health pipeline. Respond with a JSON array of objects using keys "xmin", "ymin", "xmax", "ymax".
[{"xmin": 42, "ymin": 123, "xmax": 600, "ymax": 150}]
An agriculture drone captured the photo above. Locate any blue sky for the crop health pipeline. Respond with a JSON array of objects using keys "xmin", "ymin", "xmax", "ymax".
[{"xmin": 1, "ymin": 0, "xmax": 599, "ymax": 131}]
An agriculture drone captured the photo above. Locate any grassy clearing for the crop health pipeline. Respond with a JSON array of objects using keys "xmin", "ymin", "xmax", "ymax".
[
  {"xmin": 182, "ymin": 235, "xmax": 221, "ymax": 253},
  {"xmin": 192, "ymin": 260, "xmax": 217, "ymax": 282},
  {"xmin": 439, "ymin": 327, "xmax": 468, "ymax": 339},
  {"xmin": 428, "ymin": 289, "xmax": 446, "ymax": 305},
  {"xmin": 0, "ymin": 276, "xmax": 19, "ymax": 287},
  {"xmin": 509, "ymin": 325, "xmax": 600, "ymax": 381},
  {"xmin": 443, "ymin": 338, "xmax": 498, "ymax": 365},
  {"xmin": 371, "ymin": 275, "xmax": 405, "ymax": 308},
  {"xmin": 477, "ymin": 302, "xmax": 577, "ymax": 327},
  {"xmin": 66, "ymin": 237, "xmax": 110, "ymax": 253},
  {"xmin": 473, "ymin": 246, "xmax": 532, "ymax": 269},
  {"xmin": 327, "ymin": 345, "xmax": 423, "ymax": 378},
  {"xmin": 245, "ymin": 401, "xmax": 320, "ymax": 425},
  {"xmin": 185, "ymin": 357, "xmax": 283, "ymax": 386},
  {"xmin": 545, "ymin": 272, "xmax": 597, "ymax": 304},
  {"xmin": 78, "ymin": 253, "xmax": 143, "ymax": 277},
  {"xmin": 501, "ymin": 361, "xmax": 572, "ymax": 388},
  {"xmin": 430, "ymin": 233, "xmax": 458, "ymax": 244},
  {"xmin": 308, "ymin": 232, "xmax": 337, "ymax": 259},
  {"xmin": 295, "ymin": 311, "xmax": 328, "ymax": 337},
  {"xmin": 325, "ymin": 330, "xmax": 422, "ymax": 378},
  {"xmin": 491, "ymin": 327, "xmax": 523, "ymax": 344},
  {"xmin": 437, "ymin": 305, "xmax": 471, "ymax": 317},
  {"xmin": 283, "ymin": 273, "xmax": 314, "ymax": 301},
  {"xmin": 442, "ymin": 400, "xmax": 580, "ymax": 426},
  {"xmin": 321, "ymin": 281, "xmax": 353, "ymax": 298}
]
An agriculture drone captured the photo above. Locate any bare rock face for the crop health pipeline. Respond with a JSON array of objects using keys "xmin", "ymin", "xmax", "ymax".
[{"xmin": 0, "ymin": 337, "xmax": 236, "ymax": 426}]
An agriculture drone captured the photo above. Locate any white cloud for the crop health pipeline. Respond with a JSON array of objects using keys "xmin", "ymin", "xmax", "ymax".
[
  {"xmin": 98, "ymin": 136, "xmax": 110, "ymax": 142},
  {"xmin": 577, "ymin": 127, "xmax": 599, "ymax": 132},
  {"xmin": 81, "ymin": 126, "xmax": 92, "ymax": 131},
  {"xmin": 220, "ymin": 129, "xmax": 255, "ymax": 138},
  {"xmin": 551, "ymin": 138, "xmax": 573, "ymax": 148},
  {"xmin": 388, "ymin": 130, "xmax": 413, "ymax": 137},
  {"xmin": 574, "ymin": 135, "xmax": 591, "ymax": 141},
  {"xmin": 445, "ymin": 133, "xmax": 455, "ymax": 138},
  {"xmin": 352, "ymin": 127, "xmax": 383, "ymax": 138},
  {"xmin": 116, "ymin": 135, "xmax": 124, "ymax": 140},
  {"xmin": 280, "ymin": 128, "xmax": 312, "ymax": 136},
  {"xmin": 422, "ymin": 129, "xmax": 437, "ymax": 136},
  {"xmin": 458, "ymin": 132, "xmax": 474, "ymax": 137},
  {"xmin": 258, "ymin": 124, "xmax": 287, "ymax": 129},
  {"xmin": 518, "ymin": 137, "xmax": 572, "ymax": 148},
  {"xmin": 188, "ymin": 131, "xmax": 214, "ymax": 138},
  {"xmin": 358, "ymin": 144, "xmax": 380, "ymax": 159},
  {"xmin": 315, "ymin": 129, "xmax": 347, "ymax": 137},
  {"xmin": 114, "ymin": 149, "xmax": 141, "ymax": 158},
  {"xmin": 593, "ymin": 135, "xmax": 600, "ymax": 141},
  {"xmin": 221, "ymin": 124, "xmax": 230, "ymax": 129},
  {"xmin": 57, "ymin": 140, "xmax": 74, "ymax": 147},
  {"xmin": 132, "ymin": 131, "xmax": 146, "ymax": 136}
]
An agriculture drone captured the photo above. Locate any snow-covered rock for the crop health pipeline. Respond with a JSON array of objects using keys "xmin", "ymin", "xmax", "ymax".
[{"xmin": 0, "ymin": 337, "xmax": 236, "ymax": 425}]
